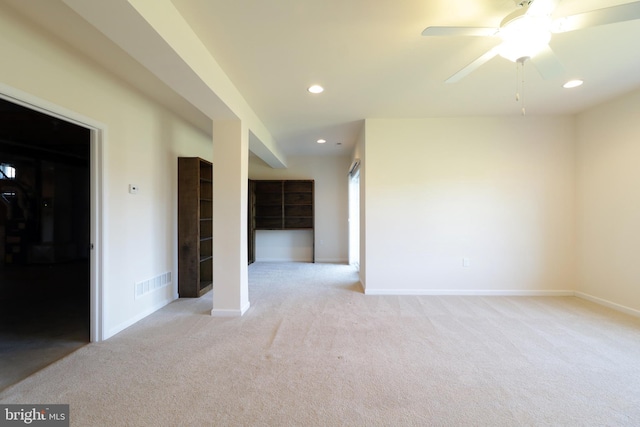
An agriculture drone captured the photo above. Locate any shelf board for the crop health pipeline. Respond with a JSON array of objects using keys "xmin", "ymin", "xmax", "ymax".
[{"xmin": 198, "ymin": 282, "xmax": 213, "ymax": 296}]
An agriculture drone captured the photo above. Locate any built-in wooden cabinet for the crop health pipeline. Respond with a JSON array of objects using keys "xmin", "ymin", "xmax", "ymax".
[
  {"xmin": 248, "ymin": 179, "xmax": 315, "ymax": 264},
  {"xmin": 178, "ymin": 157, "xmax": 213, "ymax": 297},
  {"xmin": 283, "ymin": 180, "xmax": 314, "ymax": 229},
  {"xmin": 253, "ymin": 180, "xmax": 284, "ymax": 229}
]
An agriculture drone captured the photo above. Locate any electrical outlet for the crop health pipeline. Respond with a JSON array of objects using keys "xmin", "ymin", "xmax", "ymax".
[
  {"xmin": 129, "ymin": 184, "xmax": 139, "ymax": 194},
  {"xmin": 462, "ymin": 258, "xmax": 470, "ymax": 268}
]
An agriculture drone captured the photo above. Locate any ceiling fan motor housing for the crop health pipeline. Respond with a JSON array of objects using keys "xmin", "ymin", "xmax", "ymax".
[{"xmin": 499, "ymin": 6, "xmax": 552, "ymax": 62}]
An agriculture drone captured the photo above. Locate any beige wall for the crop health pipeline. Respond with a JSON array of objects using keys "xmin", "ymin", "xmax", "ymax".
[
  {"xmin": 362, "ymin": 117, "xmax": 577, "ymax": 294},
  {"xmin": 576, "ymin": 88, "xmax": 640, "ymax": 314},
  {"xmin": 0, "ymin": 3, "xmax": 212, "ymax": 338},
  {"xmin": 249, "ymin": 154, "xmax": 351, "ymax": 263}
]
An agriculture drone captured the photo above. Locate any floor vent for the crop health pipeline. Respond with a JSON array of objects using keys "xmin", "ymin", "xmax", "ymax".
[{"xmin": 135, "ymin": 272, "xmax": 172, "ymax": 299}]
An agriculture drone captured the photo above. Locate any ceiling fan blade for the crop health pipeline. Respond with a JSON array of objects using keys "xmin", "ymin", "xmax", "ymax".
[
  {"xmin": 422, "ymin": 26, "xmax": 498, "ymax": 37},
  {"xmin": 552, "ymin": 1, "xmax": 640, "ymax": 33},
  {"xmin": 529, "ymin": 45, "xmax": 564, "ymax": 79},
  {"xmin": 445, "ymin": 46, "xmax": 501, "ymax": 83}
]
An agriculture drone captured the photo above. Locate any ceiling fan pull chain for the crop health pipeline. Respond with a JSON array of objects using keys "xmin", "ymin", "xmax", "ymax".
[
  {"xmin": 515, "ymin": 61, "xmax": 520, "ymax": 102},
  {"xmin": 515, "ymin": 57, "xmax": 527, "ymax": 116}
]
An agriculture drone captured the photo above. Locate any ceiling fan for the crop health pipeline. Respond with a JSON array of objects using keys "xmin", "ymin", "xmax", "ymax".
[{"xmin": 422, "ymin": 0, "xmax": 640, "ymax": 83}]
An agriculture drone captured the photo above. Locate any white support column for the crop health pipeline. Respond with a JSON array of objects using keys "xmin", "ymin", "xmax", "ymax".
[{"xmin": 211, "ymin": 119, "xmax": 250, "ymax": 316}]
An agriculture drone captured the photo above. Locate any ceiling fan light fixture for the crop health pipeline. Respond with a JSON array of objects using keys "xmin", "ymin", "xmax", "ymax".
[
  {"xmin": 307, "ymin": 85, "xmax": 324, "ymax": 94},
  {"xmin": 563, "ymin": 79, "xmax": 584, "ymax": 89},
  {"xmin": 498, "ymin": 14, "xmax": 551, "ymax": 62}
]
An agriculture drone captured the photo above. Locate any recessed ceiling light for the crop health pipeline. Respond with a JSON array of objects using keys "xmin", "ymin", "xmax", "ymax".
[
  {"xmin": 308, "ymin": 85, "xmax": 324, "ymax": 94},
  {"xmin": 563, "ymin": 79, "xmax": 584, "ymax": 89},
  {"xmin": 316, "ymin": 139, "xmax": 326, "ymax": 144}
]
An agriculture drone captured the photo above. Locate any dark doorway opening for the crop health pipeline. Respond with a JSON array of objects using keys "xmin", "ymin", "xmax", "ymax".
[{"xmin": 0, "ymin": 98, "xmax": 90, "ymax": 391}]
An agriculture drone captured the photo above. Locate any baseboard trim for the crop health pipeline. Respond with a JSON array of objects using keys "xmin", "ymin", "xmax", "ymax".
[
  {"xmin": 106, "ymin": 296, "xmax": 175, "ymax": 339},
  {"xmin": 315, "ymin": 258, "xmax": 349, "ymax": 264},
  {"xmin": 575, "ymin": 292, "xmax": 640, "ymax": 318},
  {"xmin": 364, "ymin": 289, "xmax": 575, "ymax": 297},
  {"xmin": 211, "ymin": 301, "xmax": 251, "ymax": 317},
  {"xmin": 252, "ymin": 258, "xmax": 348, "ymax": 263},
  {"xmin": 361, "ymin": 288, "xmax": 640, "ymax": 318}
]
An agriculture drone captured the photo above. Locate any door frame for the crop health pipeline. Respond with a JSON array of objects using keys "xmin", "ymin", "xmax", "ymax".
[
  {"xmin": 348, "ymin": 162, "xmax": 360, "ymax": 270},
  {"xmin": 0, "ymin": 83, "xmax": 105, "ymax": 342}
]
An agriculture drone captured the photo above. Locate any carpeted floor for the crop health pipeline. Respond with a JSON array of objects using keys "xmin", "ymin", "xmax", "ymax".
[
  {"xmin": 1, "ymin": 262, "xmax": 640, "ymax": 426},
  {"xmin": 0, "ymin": 262, "xmax": 90, "ymax": 390}
]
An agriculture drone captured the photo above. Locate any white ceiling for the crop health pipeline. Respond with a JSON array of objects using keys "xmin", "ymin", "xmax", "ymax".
[
  {"xmin": 169, "ymin": 0, "xmax": 640, "ymax": 156},
  {"xmin": 5, "ymin": 0, "xmax": 640, "ymax": 159}
]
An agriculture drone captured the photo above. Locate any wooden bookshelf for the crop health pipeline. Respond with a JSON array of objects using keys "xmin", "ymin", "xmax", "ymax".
[{"xmin": 178, "ymin": 157, "xmax": 213, "ymax": 297}]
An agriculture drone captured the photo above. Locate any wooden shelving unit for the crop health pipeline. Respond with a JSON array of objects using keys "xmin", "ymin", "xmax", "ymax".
[
  {"xmin": 248, "ymin": 179, "xmax": 314, "ymax": 263},
  {"xmin": 178, "ymin": 157, "xmax": 213, "ymax": 297},
  {"xmin": 254, "ymin": 180, "xmax": 284, "ymax": 229},
  {"xmin": 283, "ymin": 180, "xmax": 314, "ymax": 229}
]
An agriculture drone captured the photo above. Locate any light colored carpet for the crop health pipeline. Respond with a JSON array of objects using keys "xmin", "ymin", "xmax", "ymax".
[
  {"xmin": 2, "ymin": 262, "xmax": 640, "ymax": 426},
  {"xmin": 0, "ymin": 263, "xmax": 89, "ymax": 390}
]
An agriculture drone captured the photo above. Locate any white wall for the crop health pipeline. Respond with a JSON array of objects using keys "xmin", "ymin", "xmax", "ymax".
[
  {"xmin": 249, "ymin": 154, "xmax": 351, "ymax": 263},
  {"xmin": 363, "ymin": 117, "xmax": 576, "ymax": 294},
  {"xmin": 576, "ymin": 88, "xmax": 640, "ymax": 314},
  {"xmin": 0, "ymin": 4, "xmax": 212, "ymax": 339},
  {"xmin": 254, "ymin": 230, "xmax": 314, "ymax": 262}
]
